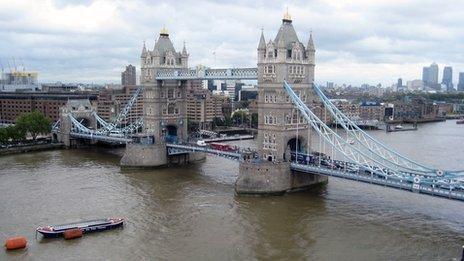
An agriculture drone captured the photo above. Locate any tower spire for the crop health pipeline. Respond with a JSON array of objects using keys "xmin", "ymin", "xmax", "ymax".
[
  {"xmin": 258, "ymin": 28, "xmax": 266, "ymax": 50},
  {"xmin": 307, "ymin": 31, "xmax": 315, "ymax": 51},
  {"xmin": 283, "ymin": 6, "xmax": 292, "ymax": 22},
  {"xmin": 141, "ymin": 40, "xmax": 147, "ymax": 57},
  {"xmin": 182, "ymin": 40, "xmax": 188, "ymax": 55},
  {"xmin": 160, "ymin": 25, "xmax": 169, "ymax": 36}
]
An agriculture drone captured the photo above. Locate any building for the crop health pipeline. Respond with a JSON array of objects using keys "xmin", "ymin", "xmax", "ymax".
[
  {"xmin": 138, "ymin": 26, "xmax": 189, "ymax": 143},
  {"xmin": 0, "ymin": 70, "xmax": 40, "ymax": 92},
  {"xmin": 206, "ymin": 79, "xmax": 216, "ymax": 91},
  {"xmin": 256, "ymin": 11, "xmax": 317, "ymax": 162},
  {"xmin": 236, "ymin": 11, "xmax": 328, "ymax": 194},
  {"xmin": 391, "ymin": 96, "xmax": 439, "ymax": 122},
  {"xmin": 0, "ymin": 91, "xmax": 98, "ymax": 124},
  {"xmin": 407, "ymin": 79, "xmax": 423, "ymax": 91},
  {"xmin": 422, "ymin": 63, "xmax": 439, "ymax": 89},
  {"xmin": 442, "ymin": 66, "xmax": 453, "ymax": 91},
  {"xmin": 42, "ymin": 83, "xmax": 79, "ymax": 92},
  {"xmin": 225, "ymin": 81, "xmax": 236, "ymax": 101},
  {"xmin": 96, "ymin": 85, "xmax": 143, "ymax": 125},
  {"xmin": 121, "ymin": 64, "xmax": 136, "ymax": 86},
  {"xmin": 458, "ymin": 72, "xmax": 464, "ymax": 91},
  {"xmin": 396, "ymin": 78, "xmax": 406, "ymax": 92},
  {"xmin": 238, "ymin": 85, "xmax": 258, "ymax": 101},
  {"xmin": 422, "ymin": 67, "xmax": 429, "ymax": 86},
  {"xmin": 186, "ymin": 88, "xmax": 227, "ymax": 130}
]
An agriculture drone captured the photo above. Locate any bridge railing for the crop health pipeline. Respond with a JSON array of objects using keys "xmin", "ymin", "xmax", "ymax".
[{"xmin": 156, "ymin": 67, "xmax": 258, "ymax": 80}]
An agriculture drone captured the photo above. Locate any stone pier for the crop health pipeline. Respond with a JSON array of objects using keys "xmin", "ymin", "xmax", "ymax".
[
  {"xmin": 120, "ymin": 143, "xmax": 167, "ymax": 167},
  {"xmin": 235, "ymin": 161, "xmax": 327, "ymax": 194}
]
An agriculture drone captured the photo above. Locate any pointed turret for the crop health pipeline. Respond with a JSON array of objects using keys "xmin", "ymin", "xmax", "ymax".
[
  {"xmin": 182, "ymin": 41, "xmax": 188, "ymax": 55},
  {"xmin": 307, "ymin": 32, "xmax": 315, "ymax": 51},
  {"xmin": 141, "ymin": 41, "xmax": 147, "ymax": 58},
  {"xmin": 258, "ymin": 29, "xmax": 266, "ymax": 50}
]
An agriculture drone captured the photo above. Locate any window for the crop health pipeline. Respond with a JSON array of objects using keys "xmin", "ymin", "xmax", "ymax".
[
  {"xmin": 265, "ymin": 65, "xmax": 274, "ymax": 74},
  {"xmin": 168, "ymin": 103, "xmax": 175, "ymax": 114}
]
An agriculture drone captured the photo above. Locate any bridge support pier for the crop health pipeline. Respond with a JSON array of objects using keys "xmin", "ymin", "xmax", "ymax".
[
  {"xmin": 235, "ymin": 161, "xmax": 327, "ymax": 195},
  {"xmin": 120, "ymin": 143, "xmax": 167, "ymax": 167}
]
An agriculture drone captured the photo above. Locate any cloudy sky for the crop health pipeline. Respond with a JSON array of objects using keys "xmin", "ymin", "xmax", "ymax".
[{"xmin": 1, "ymin": 0, "xmax": 463, "ymax": 86}]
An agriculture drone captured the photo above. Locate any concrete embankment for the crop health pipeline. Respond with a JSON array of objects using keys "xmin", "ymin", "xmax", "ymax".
[{"xmin": 0, "ymin": 143, "xmax": 64, "ymax": 156}]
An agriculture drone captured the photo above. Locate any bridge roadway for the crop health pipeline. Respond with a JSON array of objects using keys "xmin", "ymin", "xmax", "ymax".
[
  {"xmin": 290, "ymin": 163, "xmax": 464, "ymax": 201},
  {"xmin": 165, "ymin": 143, "xmax": 464, "ymax": 201},
  {"xmin": 166, "ymin": 143, "xmax": 243, "ymax": 161},
  {"xmin": 70, "ymin": 132, "xmax": 132, "ymax": 143}
]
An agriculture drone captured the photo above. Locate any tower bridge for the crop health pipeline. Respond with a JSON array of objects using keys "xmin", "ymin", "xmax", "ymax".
[{"xmin": 53, "ymin": 12, "xmax": 464, "ymax": 202}]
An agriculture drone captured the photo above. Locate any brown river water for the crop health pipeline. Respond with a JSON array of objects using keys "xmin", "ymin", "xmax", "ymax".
[{"xmin": 1, "ymin": 120, "xmax": 463, "ymax": 260}]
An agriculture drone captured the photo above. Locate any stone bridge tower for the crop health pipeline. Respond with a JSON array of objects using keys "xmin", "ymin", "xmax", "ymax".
[
  {"xmin": 140, "ymin": 26, "xmax": 189, "ymax": 143},
  {"xmin": 121, "ymin": 27, "xmax": 190, "ymax": 167},
  {"xmin": 236, "ymin": 11, "xmax": 328, "ymax": 194}
]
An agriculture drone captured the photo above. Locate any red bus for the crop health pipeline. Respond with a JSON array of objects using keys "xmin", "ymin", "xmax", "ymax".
[{"xmin": 210, "ymin": 142, "xmax": 235, "ymax": 152}]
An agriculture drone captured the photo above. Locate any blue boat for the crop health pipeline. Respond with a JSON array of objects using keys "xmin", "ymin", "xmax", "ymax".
[{"xmin": 36, "ymin": 218, "xmax": 124, "ymax": 238}]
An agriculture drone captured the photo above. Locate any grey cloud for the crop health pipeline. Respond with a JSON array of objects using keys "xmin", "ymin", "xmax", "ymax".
[{"xmin": 0, "ymin": 0, "xmax": 463, "ymax": 85}]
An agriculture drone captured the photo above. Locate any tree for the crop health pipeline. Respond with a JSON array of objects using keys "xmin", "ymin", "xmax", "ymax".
[
  {"xmin": 251, "ymin": 113, "xmax": 258, "ymax": 128},
  {"xmin": 231, "ymin": 109, "xmax": 250, "ymax": 126},
  {"xmin": 4, "ymin": 125, "xmax": 26, "ymax": 142},
  {"xmin": 187, "ymin": 118, "xmax": 199, "ymax": 133},
  {"xmin": 15, "ymin": 110, "xmax": 51, "ymax": 140},
  {"xmin": 212, "ymin": 117, "xmax": 225, "ymax": 129},
  {"xmin": 0, "ymin": 127, "xmax": 8, "ymax": 144}
]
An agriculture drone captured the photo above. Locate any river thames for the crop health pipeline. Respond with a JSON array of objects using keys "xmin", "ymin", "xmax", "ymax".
[{"xmin": 1, "ymin": 120, "xmax": 463, "ymax": 260}]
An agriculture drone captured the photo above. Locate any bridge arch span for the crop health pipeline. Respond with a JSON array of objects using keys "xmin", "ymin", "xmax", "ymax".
[{"xmin": 284, "ymin": 135, "xmax": 309, "ymax": 161}]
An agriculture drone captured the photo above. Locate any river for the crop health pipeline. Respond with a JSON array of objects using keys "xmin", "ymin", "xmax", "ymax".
[{"xmin": 1, "ymin": 120, "xmax": 463, "ymax": 260}]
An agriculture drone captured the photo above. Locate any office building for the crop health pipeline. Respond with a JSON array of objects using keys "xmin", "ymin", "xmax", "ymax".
[
  {"xmin": 442, "ymin": 66, "xmax": 453, "ymax": 91},
  {"xmin": 422, "ymin": 63, "xmax": 439, "ymax": 89},
  {"xmin": 121, "ymin": 64, "xmax": 136, "ymax": 86},
  {"xmin": 458, "ymin": 72, "xmax": 464, "ymax": 91},
  {"xmin": 97, "ymin": 85, "xmax": 143, "ymax": 125}
]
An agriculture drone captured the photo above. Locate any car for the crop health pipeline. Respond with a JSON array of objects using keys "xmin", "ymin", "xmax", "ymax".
[{"xmin": 196, "ymin": 140, "xmax": 207, "ymax": 146}]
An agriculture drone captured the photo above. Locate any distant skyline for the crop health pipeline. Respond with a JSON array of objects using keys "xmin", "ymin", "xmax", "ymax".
[{"xmin": 1, "ymin": 0, "xmax": 464, "ymax": 86}]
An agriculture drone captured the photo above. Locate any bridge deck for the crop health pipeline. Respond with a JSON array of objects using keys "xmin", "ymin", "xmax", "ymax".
[{"xmin": 291, "ymin": 163, "xmax": 464, "ymax": 201}]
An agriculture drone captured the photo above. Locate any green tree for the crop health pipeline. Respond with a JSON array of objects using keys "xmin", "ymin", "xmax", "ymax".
[
  {"xmin": 212, "ymin": 117, "xmax": 225, "ymax": 129},
  {"xmin": 5, "ymin": 125, "xmax": 26, "ymax": 142},
  {"xmin": 251, "ymin": 113, "xmax": 258, "ymax": 128},
  {"xmin": 0, "ymin": 127, "xmax": 8, "ymax": 144},
  {"xmin": 15, "ymin": 110, "xmax": 51, "ymax": 140},
  {"xmin": 231, "ymin": 109, "xmax": 250, "ymax": 126},
  {"xmin": 187, "ymin": 118, "xmax": 199, "ymax": 133}
]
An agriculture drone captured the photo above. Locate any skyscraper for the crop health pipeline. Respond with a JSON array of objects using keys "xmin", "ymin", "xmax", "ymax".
[
  {"xmin": 442, "ymin": 66, "xmax": 453, "ymax": 91},
  {"xmin": 422, "ymin": 63, "xmax": 439, "ymax": 89},
  {"xmin": 121, "ymin": 64, "xmax": 136, "ymax": 86},
  {"xmin": 458, "ymin": 72, "xmax": 464, "ymax": 91},
  {"xmin": 429, "ymin": 62, "xmax": 439, "ymax": 85},
  {"xmin": 422, "ymin": 67, "xmax": 429, "ymax": 85}
]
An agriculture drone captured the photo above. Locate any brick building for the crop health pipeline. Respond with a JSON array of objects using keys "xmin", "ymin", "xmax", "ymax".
[
  {"xmin": 97, "ymin": 85, "xmax": 143, "ymax": 125},
  {"xmin": 0, "ymin": 92, "xmax": 98, "ymax": 124},
  {"xmin": 186, "ymin": 87, "xmax": 228, "ymax": 130}
]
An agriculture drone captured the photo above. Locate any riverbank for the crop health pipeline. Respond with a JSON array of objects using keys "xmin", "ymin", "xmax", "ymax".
[{"xmin": 0, "ymin": 142, "xmax": 64, "ymax": 156}]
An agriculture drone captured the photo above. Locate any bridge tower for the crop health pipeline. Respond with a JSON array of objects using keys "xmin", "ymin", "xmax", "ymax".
[
  {"xmin": 121, "ymin": 27, "xmax": 190, "ymax": 167},
  {"xmin": 236, "ymin": 11, "xmax": 328, "ymax": 194}
]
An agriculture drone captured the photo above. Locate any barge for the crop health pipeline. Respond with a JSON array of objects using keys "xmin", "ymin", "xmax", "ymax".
[{"xmin": 36, "ymin": 218, "xmax": 124, "ymax": 238}]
